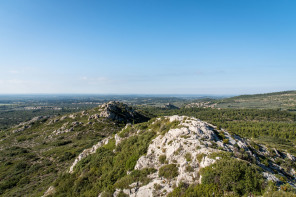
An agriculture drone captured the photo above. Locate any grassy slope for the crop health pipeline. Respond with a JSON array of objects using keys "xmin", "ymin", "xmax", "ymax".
[
  {"xmin": 216, "ymin": 90, "xmax": 296, "ymax": 110},
  {"xmin": 0, "ymin": 107, "xmax": 123, "ymax": 197},
  {"xmin": 50, "ymin": 117, "xmax": 181, "ymax": 196}
]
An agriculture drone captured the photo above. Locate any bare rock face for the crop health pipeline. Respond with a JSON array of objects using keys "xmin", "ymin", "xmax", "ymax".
[{"xmin": 98, "ymin": 101, "xmax": 149, "ymax": 123}]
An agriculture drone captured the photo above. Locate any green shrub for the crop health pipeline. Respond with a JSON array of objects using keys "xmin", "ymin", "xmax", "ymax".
[
  {"xmin": 54, "ymin": 140, "xmax": 72, "ymax": 146},
  {"xmin": 201, "ymin": 158, "xmax": 264, "ymax": 195},
  {"xmin": 185, "ymin": 153, "xmax": 192, "ymax": 162},
  {"xmin": 222, "ymin": 138, "xmax": 229, "ymax": 144},
  {"xmin": 262, "ymin": 158, "xmax": 269, "ymax": 167},
  {"xmin": 114, "ymin": 168, "xmax": 156, "ymax": 189},
  {"xmin": 159, "ymin": 164, "xmax": 178, "ymax": 179},
  {"xmin": 167, "ymin": 182, "xmax": 189, "ymax": 197},
  {"xmin": 175, "ymin": 147, "xmax": 183, "ymax": 155},
  {"xmin": 185, "ymin": 183, "xmax": 222, "ymax": 197},
  {"xmin": 154, "ymin": 183, "xmax": 162, "ymax": 190},
  {"xmin": 208, "ymin": 151, "xmax": 233, "ymax": 159},
  {"xmin": 59, "ymin": 152, "xmax": 75, "ymax": 162},
  {"xmin": 196, "ymin": 153, "xmax": 205, "ymax": 163},
  {"xmin": 15, "ymin": 162, "xmax": 28, "ymax": 172},
  {"xmin": 280, "ymin": 183, "xmax": 296, "ymax": 193},
  {"xmin": 119, "ymin": 126, "xmax": 132, "ymax": 138},
  {"xmin": 250, "ymin": 141, "xmax": 260, "ymax": 151},
  {"xmin": 125, "ymin": 154, "xmax": 139, "ymax": 171},
  {"xmin": 118, "ymin": 191, "xmax": 128, "ymax": 197},
  {"xmin": 185, "ymin": 165, "xmax": 194, "ymax": 172},
  {"xmin": 263, "ymin": 190, "xmax": 296, "ymax": 197},
  {"xmin": 101, "ymin": 191, "xmax": 113, "ymax": 197},
  {"xmin": 159, "ymin": 155, "xmax": 167, "ymax": 164}
]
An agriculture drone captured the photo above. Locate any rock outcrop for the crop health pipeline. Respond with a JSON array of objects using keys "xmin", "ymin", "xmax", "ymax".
[
  {"xmin": 12, "ymin": 116, "xmax": 49, "ymax": 133},
  {"xmin": 112, "ymin": 115, "xmax": 296, "ymax": 196},
  {"xmin": 19, "ymin": 116, "xmax": 50, "ymax": 126},
  {"xmin": 42, "ymin": 186, "xmax": 56, "ymax": 197},
  {"xmin": 123, "ymin": 116, "xmax": 226, "ymax": 196},
  {"xmin": 99, "ymin": 101, "xmax": 148, "ymax": 123},
  {"xmin": 161, "ymin": 103, "xmax": 179, "ymax": 109}
]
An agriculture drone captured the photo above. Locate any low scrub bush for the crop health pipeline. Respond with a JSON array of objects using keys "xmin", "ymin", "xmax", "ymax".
[{"xmin": 159, "ymin": 164, "xmax": 178, "ymax": 179}]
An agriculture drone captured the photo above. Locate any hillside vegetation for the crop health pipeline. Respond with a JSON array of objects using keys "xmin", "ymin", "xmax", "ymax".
[
  {"xmin": 1, "ymin": 99, "xmax": 296, "ymax": 196},
  {"xmin": 141, "ymin": 107, "xmax": 296, "ymax": 155},
  {"xmin": 216, "ymin": 90, "xmax": 296, "ymax": 110},
  {"xmin": 50, "ymin": 115, "xmax": 296, "ymax": 196},
  {"xmin": 0, "ymin": 102, "xmax": 148, "ymax": 196}
]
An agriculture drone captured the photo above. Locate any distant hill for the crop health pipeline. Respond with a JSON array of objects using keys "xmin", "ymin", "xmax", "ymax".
[{"xmin": 216, "ymin": 90, "xmax": 296, "ymax": 110}]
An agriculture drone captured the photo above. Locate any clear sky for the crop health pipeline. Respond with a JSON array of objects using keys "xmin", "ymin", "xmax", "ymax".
[{"xmin": 0, "ymin": 0, "xmax": 295, "ymax": 95}]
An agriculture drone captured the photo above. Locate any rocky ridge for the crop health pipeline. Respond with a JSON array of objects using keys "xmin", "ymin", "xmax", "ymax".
[
  {"xmin": 38, "ymin": 110, "xmax": 295, "ymax": 197},
  {"xmin": 12, "ymin": 116, "xmax": 50, "ymax": 133},
  {"xmin": 110, "ymin": 115, "xmax": 296, "ymax": 196},
  {"xmin": 11, "ymin": 101, "xmax": 147, "ymax": 136}
]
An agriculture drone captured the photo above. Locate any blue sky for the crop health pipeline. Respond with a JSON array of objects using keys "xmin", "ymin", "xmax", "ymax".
[{"xmin": 0, "ymin": 0, "xmax": 295, "ymax": 95}]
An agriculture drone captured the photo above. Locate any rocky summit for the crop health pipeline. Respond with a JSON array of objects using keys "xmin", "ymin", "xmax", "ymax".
[{"xmin": 109, "ymin": 115, "xmax": 296, "ymax": 196}]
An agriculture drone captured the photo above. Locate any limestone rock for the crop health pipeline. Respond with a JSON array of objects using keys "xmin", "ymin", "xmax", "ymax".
[
  {"xmin": 129, "ymin": 116, "xmax": 223, "ymax": 196},
  {"xmin": 69, "ymin": 114, "xmax": 77, "ymax": 119},
  {"xmin": 263, "ymin": 172, "xmax": 280, "ymax": 183},
  {"xmin": 89, "ymin": 114, "xmax": 100, "ymax": 120},
  {"xmin": 287, "ymin": 153, "xmax": 296, "ymax": 161},
  {"xmin": 42, "ymin": 186, "xmax": 56, "ymax": 197}
]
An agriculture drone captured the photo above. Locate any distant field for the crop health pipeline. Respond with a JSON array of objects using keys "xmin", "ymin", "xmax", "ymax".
[
  {"xmin": 216, "ymin": 91, "xmax": 296, "ymax": 110},
  {"xmin": 0, "ymin": 95, "xmax": 192, "ymax": 129}
]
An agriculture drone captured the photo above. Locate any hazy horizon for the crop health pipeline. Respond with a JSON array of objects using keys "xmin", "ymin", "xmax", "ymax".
[
  {"xmin": 0, "ymin": 0, "xmax": 295, "ymax": 94},
  {"xmin": 0, "ymin": 93, "xmax": 233, "ymax": 98}
]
